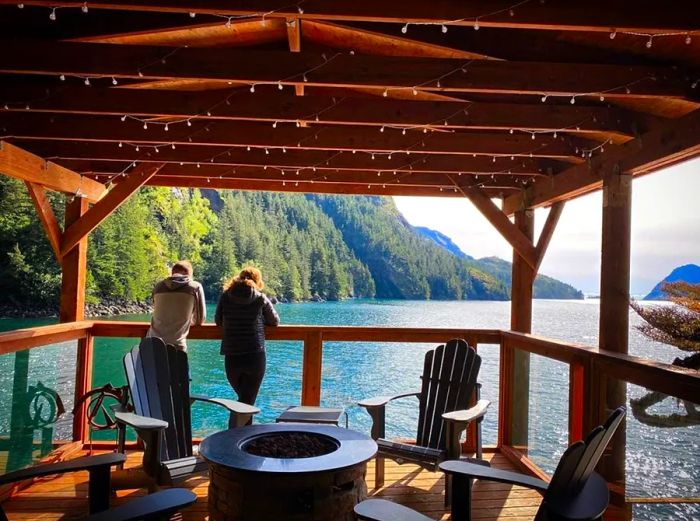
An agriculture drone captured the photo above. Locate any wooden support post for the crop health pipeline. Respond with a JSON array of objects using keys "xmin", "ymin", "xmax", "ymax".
[
  {"xmin": 59, "ymin": 197, "xmax": 91, "ymax": 442},
  {"xmin": 301, "ymin": 330, "xmax": 323, "ymax": 406},
  {"xmin": 72, "ymin": 332, "xmax": 94, "ymax": 442},
  {"xmin": 568, "ymin": 361, "xmax": 585, "ymax": 444},
  {"xmin": 598, "ymin": 170, "xmax": 631, "ymax": 488},
  {"xmin": 509, "ymin": 209, "xmax": 535, "ymax": 450}
]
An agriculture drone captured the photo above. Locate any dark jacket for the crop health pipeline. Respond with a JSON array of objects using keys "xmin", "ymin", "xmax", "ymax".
[{"xmin": 215, "ymin": 283, "xmax": 279, "ymax": 355}]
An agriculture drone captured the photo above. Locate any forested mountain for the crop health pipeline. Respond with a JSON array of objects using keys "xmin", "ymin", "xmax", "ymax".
[
  {"xmin": 645, "ymin": 264, "xmax": 700, "ymax": 300},
  {"xmin": 2, "ymin": 176, "xmax": 582, "ymax": 312},
  {"xmin": 414, "ymin": 227, "xmax": 583, "ymax": 300}
]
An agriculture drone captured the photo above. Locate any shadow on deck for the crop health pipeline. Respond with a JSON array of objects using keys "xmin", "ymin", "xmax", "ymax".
[{"xmin": 3, "ymin": 450, "xmax": 627, "ymax": 520}]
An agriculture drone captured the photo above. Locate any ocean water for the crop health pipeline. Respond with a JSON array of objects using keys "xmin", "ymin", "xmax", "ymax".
[{"xmin": 0, "ymin": 299, "xmax": 698, "ymax": 519}]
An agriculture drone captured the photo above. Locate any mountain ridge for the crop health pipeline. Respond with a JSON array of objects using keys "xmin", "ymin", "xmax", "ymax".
[
  {"xmin": 644, "ymin": 264, "xmax": 700, "ymax": 300},
  {"xmin": 414, "ymin": 225, "xmax": 584, "ymax": 300}
]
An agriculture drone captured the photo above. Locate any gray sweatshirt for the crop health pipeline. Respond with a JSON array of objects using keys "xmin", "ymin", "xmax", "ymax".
[{"xmin": 147, "ymin": 275, "xmax": 206, "ymax": 351}]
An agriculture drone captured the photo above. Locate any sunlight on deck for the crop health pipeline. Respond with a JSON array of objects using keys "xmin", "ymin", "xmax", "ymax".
[{"xmin": 3, "ymin": 451, "xmax": 627, "ymax": 520}]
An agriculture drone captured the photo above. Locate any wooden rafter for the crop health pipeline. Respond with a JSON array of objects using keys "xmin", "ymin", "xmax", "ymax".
[
  {"xmin": 25, "ymin": 141, "xmax": 550, "ymax": 175},
  {"xmin": 0, "ymin": 114, "xmax": 584, "ymax": 160},
  {"xmin": 60, "ymin": 163, "xmax": 164, "ymax": 256},
  {"xmin": 286, "ymin": 18, "xmax": 304, "ymax": 96},
  {"xmin": 0, "ymin": 87, "xmax": 648, "ymax": 138},
  {"xmin": 0, "ymin": 40, "xmax": 688, "ymax": 99},
  {"xmin": 503, "ymin": 108, "xmax": 700, "ymax": 215},
  {"xmin": 0, "ymin": 140, "xmax": 107, "ymax": 202},
  {"xmin": 534, "ymin": 201, "xmax": 564, "ymax": 272},
  {"xmin": 25, "ymin": 181, "xmax": 62, "ymax": 261},
  {"xmin": 1, "ymin": 1, "xmax": 696, "ymax": 34},
  {"xmin": 458, "ymin": 184, "xmax": 538, "ymax": 270}
]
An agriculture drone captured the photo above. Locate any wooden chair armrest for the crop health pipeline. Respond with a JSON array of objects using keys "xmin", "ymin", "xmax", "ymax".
[
  {"xmin": 355, "ymin": 498, "xmax": 433, "ymax": 521},
  {"xmin": 85, "ymin": 488, "xmax": 198, "ymax": 521},
  {"xmin": 0, "ymin": 453, "xmax": 125, "ymax": 486},
  {"xmin": 115, "ymin": 411, "xmax": 168, "ymax": 431},
  {"xmin": 190, "ymin": 394, "xmax": 260, "ymax": 415},
  {"xmin": 358, "ymin": 392, "xmax": 420, "ymax": 409},
  {"xmin": 442, "ymin": 399, "xmax": 490, "ymax": 423},
  {"xmin": 440, "ymin": 460, "xmax": 549, "ymax": 492}
]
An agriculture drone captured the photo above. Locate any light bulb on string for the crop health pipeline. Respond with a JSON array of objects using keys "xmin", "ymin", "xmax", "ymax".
[
  {"xmin": 401, "ymin": 24, "xmax": 408, "ymax": 34},
  {"xmin": 473, "ymin": 21, "xmax": 480, "ymax": 30},
  {"xmin": 646, "ymin": 37, "xmax": 653, "ymax": 48},
  {"xmin": 118, "ymin": 142, "xmax": 123, "ymax": 148},
  {"xmin": 250, "ymin": 84, "xmax": 256, "ymax": 93},
  {"xmin": 541, "ymin": 95, "xmax": 547, "ymax": 102},
  {"xmin": 412, "ymin": 87, "xmax": 418, "ymax": 96},
  {"xmin": 272, "ymin": 121, "xmax": 278, "ymax": 128},
  {"xmin": 143, "ymin": 122, "xmax": 148, "ymax": 129},
  {"xmin": 164, "ymin": 124, "xmax": 169, "ymax": 131},
  {"xmin": 278, "ymin": 82, "xmax": 284, "ymax": 90},
  {"xmin": 441, "ymin": 24, "xmax": 448, "ymax": 33},
  {"xmin": 112, "ymin": 77, "xmax": 118, "ymax": 85},
  {"xmin": 570, "ymin": 96, "xmax": 576, "ymax": 104},
  {"xmin": 49, "ymin": 8, "xmax": 56, "ymax": 20},
  {"xmin": 265, "ymin": 148, "xmax": 269, "ymax": 154},
  {"xmin": 383, "ymin": 89, "xmax": 388, "ymax": 97},
  {"xmin": 84, "ymin": 77, "xmax": 90, "ymax": 86},
  {"xmin": 609, "ymin": 30, "xmax": 617, "ymax": 39},
  {"xmin": 81, "ymin": 3, "xmax": 88, "ymax": 13},
  {"xmin": 59, "ymin": 74, "xmax": 66, "ymax": 81},
  {"xmin": 135, "ymin": 145, "xmax": 140, "ymax": 152},
  {"xmin": 17, "ymin": 3, "xmax": 24, "ymax": 8},
  {"xmin": 171, "ymin": 143, "xmax": 176, "ymax": 149},
  {"xmin": 189, "ymin": 12, "xmax": 196, "ymax": 18},
  {"xmin": 187, "ymin": 120, "xmax": 192, "ymax": 127},
  {"xmin": 686, "ymin": 35, "xmax": 692, "ymax": 45}
]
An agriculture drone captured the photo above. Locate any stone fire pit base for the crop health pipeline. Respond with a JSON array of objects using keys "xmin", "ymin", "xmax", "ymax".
[
  {"xmin": 208, "ymin": 461, "xmax": 367, "ymax": 521},
  {"xmin": 199, "ymin": 424, "xmax": 377, "ymax": 521}
]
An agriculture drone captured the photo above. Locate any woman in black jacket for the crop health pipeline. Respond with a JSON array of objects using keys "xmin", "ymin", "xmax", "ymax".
[{"xmin": 215, "ymin": 267, "xmax": 279, "ymax": 409}]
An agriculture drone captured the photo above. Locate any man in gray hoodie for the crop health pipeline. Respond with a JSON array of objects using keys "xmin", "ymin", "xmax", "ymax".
[{"xmin": 147, "ymin": 260, "xmax": 206, "ymax": 351}]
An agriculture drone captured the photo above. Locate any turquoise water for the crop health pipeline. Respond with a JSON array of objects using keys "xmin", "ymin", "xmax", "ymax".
[{"xmin": 0, "ymin": 299, "xmax": 698, "ymax": 519}]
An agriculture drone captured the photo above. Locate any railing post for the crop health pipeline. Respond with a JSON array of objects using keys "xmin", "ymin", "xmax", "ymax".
[
  {"xmin": 72, "ymin": 332, "xmax": 94, "ymax": 442},
  {"xmin": 301, "ymin": 330, "xmax": 322, "ymax": 406},
  {"xmin": 568, "ymin": 360, "xmax": 585, "ymax": 444},
  {"xmin": 498, "ymin": 333, "xmax": 514, "ymax": 447}
]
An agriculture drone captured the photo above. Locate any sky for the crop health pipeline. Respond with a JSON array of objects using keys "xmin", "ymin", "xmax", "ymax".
[{"xmin": 394, "ymin": 157, "xmax": 700, "ymax": 295}]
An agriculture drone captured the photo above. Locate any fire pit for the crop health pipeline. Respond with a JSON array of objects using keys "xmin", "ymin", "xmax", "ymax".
[{"xmin": 199, "ymin": 423, "xmax": 377, "ymax": 521}]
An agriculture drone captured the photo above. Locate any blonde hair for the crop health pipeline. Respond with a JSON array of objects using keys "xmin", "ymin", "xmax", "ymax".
[{"xmin": 224, "ymin": 267, "xmax": 264, "ymax": 291}]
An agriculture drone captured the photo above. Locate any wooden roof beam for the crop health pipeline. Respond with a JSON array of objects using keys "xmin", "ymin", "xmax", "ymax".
[
  {"xmin": 1, "ymin": 1, "xmax": 697, "ymax": 34},
  {"xmin": 0, "ymin": 114, "xmax": 587, "ymax": 161},
  {"xmin": 25, "ymin": 141, "xmax": 552, "ymax": 175},
  {"xmin": 0, "ymin": 87, "xmax": 648, "ymax": 138},
  {"xmin": 534, "ymin": 201, "xmax": 564, "ymax": 272},
  {"xmin": 503, "ymin": 108, "xmax": 700, "ymax": 215},
  {"xmin": 0, "ymin": 40, "xmax": 689, "ymax": 99},
  {"xmin": 60, "ymin": 163, "xmax": 163, "ymax": 256},
  {"xmin": 0, "ymin": 140, "xmax": 107, "ymax": 201}
]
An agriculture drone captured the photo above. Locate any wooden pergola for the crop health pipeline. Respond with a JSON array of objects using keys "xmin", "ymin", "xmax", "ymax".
[{"xmin": 1, "ymin": 2, "xmax": 700, "ymax": 517}]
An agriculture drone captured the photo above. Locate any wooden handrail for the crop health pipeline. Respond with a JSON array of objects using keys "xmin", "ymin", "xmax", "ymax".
[{"xmin": 0, "ymin": 320, "xmax": 93, "ymax": 355}]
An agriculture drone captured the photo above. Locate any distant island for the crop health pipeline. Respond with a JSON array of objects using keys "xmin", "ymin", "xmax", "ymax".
[{"xmin": 645, "ymin": 264, "xmax": 700, "ymax": 300}]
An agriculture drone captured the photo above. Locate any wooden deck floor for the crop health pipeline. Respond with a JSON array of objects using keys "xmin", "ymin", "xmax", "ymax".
[{"xmin": 2, "ymin": 451, "xmax": 625, "ymax": 520}]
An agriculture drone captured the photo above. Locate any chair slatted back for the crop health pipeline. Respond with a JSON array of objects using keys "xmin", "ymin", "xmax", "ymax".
[
  {"xmin": 416, "ymin": 339, "xmax": 481, "ymax": 450},
  {"xmin": 123, "ymin": 337, "xmax": 193, "ymax": 462},
  {"xmin": 546, "ymin": 407, "xmax": 626, "ymax": 501}
]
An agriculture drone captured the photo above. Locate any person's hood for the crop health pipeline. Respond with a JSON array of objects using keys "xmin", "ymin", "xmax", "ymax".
[
  {"xmin": 164, "ymin": 275, "xmax": 192, "ymax": 290},
  {"xmin": 226, "ymin": 283, "xmax": 261, "ymax": 304}
]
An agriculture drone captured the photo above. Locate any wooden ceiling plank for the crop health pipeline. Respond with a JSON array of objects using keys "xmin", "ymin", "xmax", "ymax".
[
  {"xmin": 0, "ymin": 140, "xmax": 107, "ymax": 201},
  {"xmin": 301, "ymin": 20, "xmax": 495, "ymax": 60},
  {"xmin": 0, "ymin": 114, "xmax": 583, "ymax": 160},
  {"xmin": 503, "ymin": 108, "xmax": 700, "ymax": 215},
  {"xmin": 70, "ymin": 19, "xmax": 286, "ymax": 47},
  {"xmin": 60, "ymin": 163, "xmax": 163, "ymax": 256},
  {"xmin": 0, "ymin": 1, "xmax": 696, "ymax": 34},
  {"xmin": 0, "ymin": 40, "xmax": 688, "ymax": 99},
  {"xmin": 0, "ymin": 87, "xmax": 645, "ymax": 136},
  {"xmin": 25, "ymin": 180, "xmax": 63, "ymax": 261}
]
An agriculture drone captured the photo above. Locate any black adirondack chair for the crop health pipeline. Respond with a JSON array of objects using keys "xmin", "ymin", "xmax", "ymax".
[
  {"xmin": 0, "ymin": 453, "xmax": 197, "ymax": 520},
  {"xmin": 358, "ymin": 339, "xmax": 489, "ymax": 500},
  {"xmin": 355, "ymin": 406, "xmax": 627, "ymax": 521},
  {"xmin": 115, "ymin": 337, "xmax": 260, "ymax": 486}
]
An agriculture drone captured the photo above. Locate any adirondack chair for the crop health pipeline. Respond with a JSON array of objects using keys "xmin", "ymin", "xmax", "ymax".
[
  {"xmin": 355, "ymin": 406, "xmax": 627, "ymax": 521},
  {"xmin": 115, "ymin": 337, "xmax": 260, "ymax": 486},
  {"xmin": 0, "ymin": 453, "xmax": 197, "ymax": 520},
  {"xmin": 358, "ymin": 339, "xmax": 489, "ymax": 500}
]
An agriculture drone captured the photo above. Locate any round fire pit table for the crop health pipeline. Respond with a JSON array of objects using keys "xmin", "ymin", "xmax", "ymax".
[{"xmin": 199, "ymin": 423, "xmax": 377, "ymax": 521}]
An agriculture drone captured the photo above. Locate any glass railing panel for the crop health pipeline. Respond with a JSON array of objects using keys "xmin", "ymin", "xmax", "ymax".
[
  {"xmin": 321, "ymin": 341, "xmax": 500, "ymax": 447},
  {"xmin": 0, "ymin": 342, "xmax": 77, "ymax": 473},
  {"xmin": 623, "ymin": 379, "xmax": 700, "ymax": 520},
  {"xmin": 509, "ymin": 347, "xmax": 570, "ymax": 475}
]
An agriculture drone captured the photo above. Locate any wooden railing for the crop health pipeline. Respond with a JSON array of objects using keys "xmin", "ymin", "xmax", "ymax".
[{"xmin": 1, "ymin": 320, "xmax": 698, "ymax": 483}]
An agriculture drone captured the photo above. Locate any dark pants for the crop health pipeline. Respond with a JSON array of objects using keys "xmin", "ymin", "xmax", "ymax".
[{"xmin": 224, "ymin": 351, "xmax": 266, "ymax": 412}]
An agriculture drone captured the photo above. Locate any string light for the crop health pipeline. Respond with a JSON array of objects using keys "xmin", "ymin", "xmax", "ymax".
[
  {"xmin": 49, "ymin": 7, "xmax": 56, "ymax": 20},
  {"xmin": 81, "ymin": 2, "xmax": 88, "ymax": 13}
]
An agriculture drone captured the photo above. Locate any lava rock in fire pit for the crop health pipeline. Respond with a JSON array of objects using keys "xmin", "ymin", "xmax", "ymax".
[{"xmin": 244, "ymin": 432, "xmax": 338, "ymax": 458}]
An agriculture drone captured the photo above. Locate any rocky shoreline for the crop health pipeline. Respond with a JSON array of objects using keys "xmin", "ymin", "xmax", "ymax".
[{"xmin": 0, "ymin": 298, "xmax": 152, "ymax": 319}]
